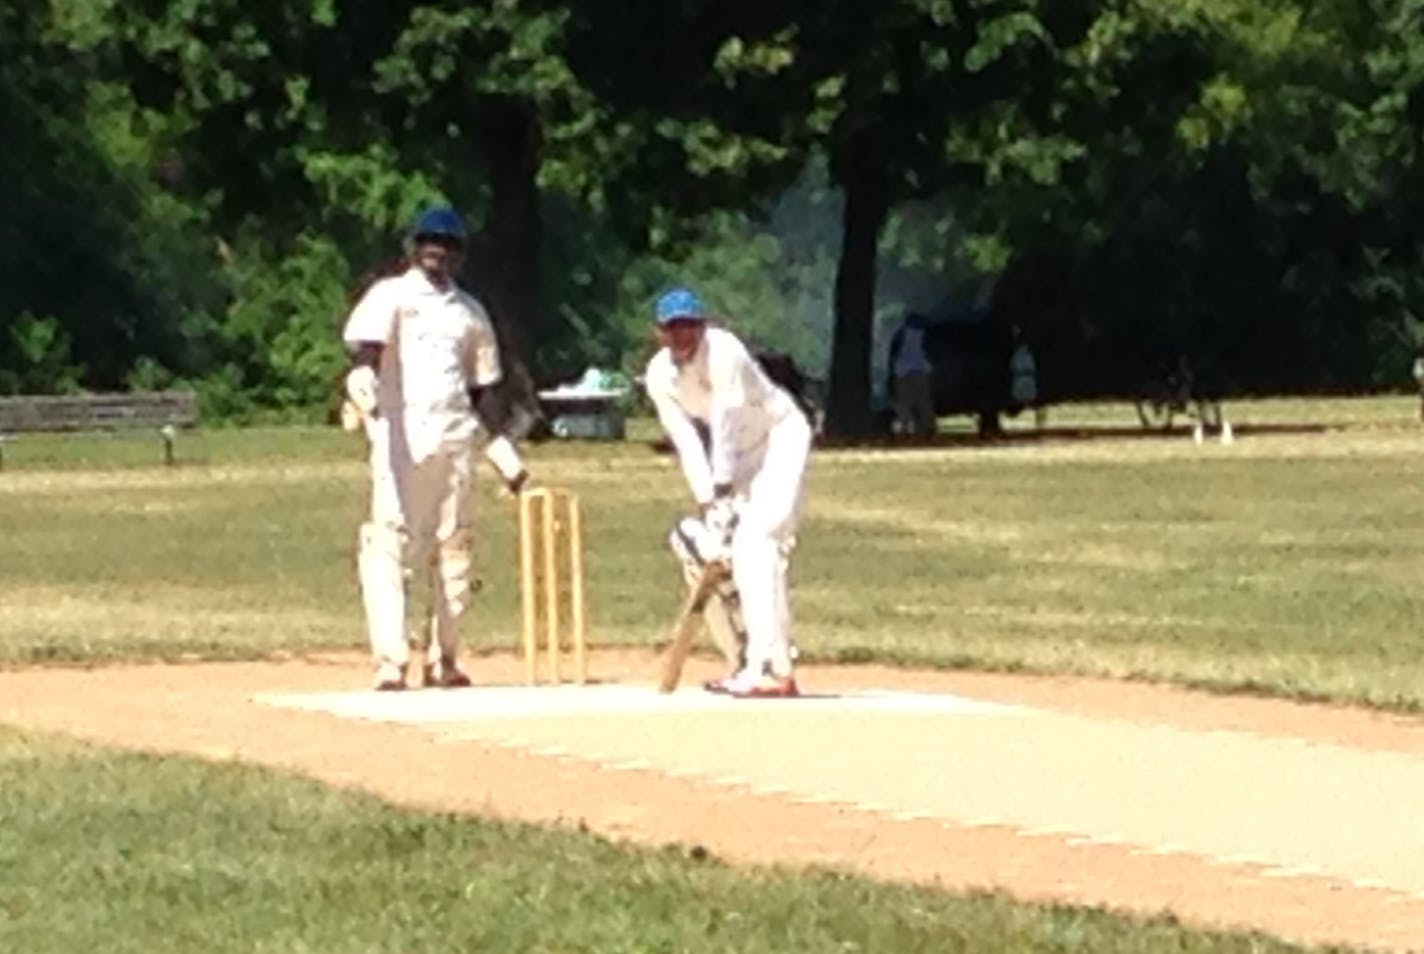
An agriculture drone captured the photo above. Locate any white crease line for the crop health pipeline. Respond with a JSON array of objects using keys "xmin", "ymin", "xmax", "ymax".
[
  {"xmin": 1020, "ymin": 825, "xmax": 1077, "ymax": 838},
  {"xmin": 524, "ymin": 746, "xmax": 569, "ymax": 758},
  {"xmin": 887, "ymin": 811, "xmax": 933, "ymax": 822},
  {"xmin": 1260, "ymin": 866, "xmax": 1324, "ymax": 879},
  {"xmin": 1083, "ymin": 835, "xmax": 1130, "ymax": 847},
  {"xmin": 602, "ymin": 759, "xmax": 655, "ymax": 772},
  {"xmin": 708, "ymin": 774, "xmax": 749, "ymax": 787},
  {"xmin": 1140, "ymin": 844, "xmax": 1191, "ymax": 856},
  {"xmin": 1212, "ymin": 854, "xmax": 1270, "ymax": 868},
  {"xmin": 791, "ymin": 794, "xmax": 845, "ymax": 805}
]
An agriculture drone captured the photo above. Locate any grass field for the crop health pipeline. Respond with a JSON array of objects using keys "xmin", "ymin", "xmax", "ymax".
[
  {"xmin": 4, "ymin": 395, "xmax": 1424, "ymax": 709},
  {"xmin": 2, "ymin": 394, "xmax": 1420, "ymax": 953},
  {"xmin": 0, "ymin": 727, "xmax": 1335, "ymax": 954}
]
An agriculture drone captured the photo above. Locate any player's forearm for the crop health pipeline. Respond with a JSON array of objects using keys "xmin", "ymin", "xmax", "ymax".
[
  {"xmin": 656, "ymin": 401, "xmax": 715, "ymax": 504},
  {"xmin": 468, "ymin": 382, "xmax": 529, "ymax": 492},
  {"xmin": 707, "ymin": 401, "xmax": 739, "ymax": 489}
]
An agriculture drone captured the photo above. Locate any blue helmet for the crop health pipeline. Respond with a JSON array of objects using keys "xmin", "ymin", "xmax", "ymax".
[
  {"xmin": 655, "ymin": 286, "xmax": 706, "ymax": 325},
  {"xmin": 410, "ymin": 205, "xmax": 467, "ymax": 245}
]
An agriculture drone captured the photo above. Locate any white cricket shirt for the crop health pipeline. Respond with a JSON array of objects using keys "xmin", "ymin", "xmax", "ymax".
[
  {"xmin": 644, "ymin": 327, "xmax": 798, "ymax": 504},
  {"xmin": 342, "ymin": 267, "xmax": 501, "ymax": 461}
]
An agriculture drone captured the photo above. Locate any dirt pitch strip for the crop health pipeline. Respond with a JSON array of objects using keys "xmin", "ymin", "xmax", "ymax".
[{"xmin": 4, "ymin": 650, "xmax": 1424, "ymax": 952}]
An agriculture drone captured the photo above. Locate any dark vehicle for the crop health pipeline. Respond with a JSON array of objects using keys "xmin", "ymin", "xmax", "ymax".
[
  {"xmin": 1134, "ymin": 355, "xmax": 1223, "ymax": 431},
  {"xmin": 884, "ymin": 310, "xmax": 1015, "ymax": 436}
]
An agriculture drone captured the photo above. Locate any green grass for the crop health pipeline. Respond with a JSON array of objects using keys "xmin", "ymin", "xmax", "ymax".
[
  {"xmin": 0, "ymin": 406, "xmax": 1396, "ymax": 953},
  {"xmin": 4, "ymin": 396, "xmax": 1424, "ymax": 709},
  {"xmin": 0, "ymin": 727, "xmax": 1341, "ymax": 954}
]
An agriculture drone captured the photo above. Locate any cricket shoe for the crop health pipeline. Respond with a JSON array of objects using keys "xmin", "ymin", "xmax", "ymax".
[
  {"xmin": 423, "ymin": 658, "xmax": 473, "ymax": 689},
  {"xmin": 723, "ymin": 671, "xmax": 801, "ymax": 699},
  {"xmin": 702, "ymin": 672, "xmax": 739, "ymax": 694},
  {"xmin": 373, "ymin": 663, "xmax": 407, "ymax": 692}
]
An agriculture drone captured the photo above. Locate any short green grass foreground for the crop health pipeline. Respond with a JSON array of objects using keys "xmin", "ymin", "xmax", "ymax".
[
  {"xmin": 0, "ymin": 728, "xmax": 1339, "ymax": 954},
  {"xmin": 4, "ymin": 396, "xmax": 1424, "ymax": 709}
]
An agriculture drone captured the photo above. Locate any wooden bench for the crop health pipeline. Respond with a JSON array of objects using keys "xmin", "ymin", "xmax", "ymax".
[{"xmin": 0, "ymin": 390, "xmax": 200, "ymax": 468}]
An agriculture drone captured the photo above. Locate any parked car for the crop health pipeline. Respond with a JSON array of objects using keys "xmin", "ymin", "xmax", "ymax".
[{"xmin": 882, "ymin": 310, "xmax": 1016, "ymax": 436}]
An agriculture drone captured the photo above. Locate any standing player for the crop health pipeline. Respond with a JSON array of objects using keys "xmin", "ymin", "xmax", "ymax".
[
  {"xmin": 342, "ymin": 205, "xmax": 530, "ymax": 690},
  {"xmin": 644, "ymin": 286, "xmax": 813, "ymax": 698}
]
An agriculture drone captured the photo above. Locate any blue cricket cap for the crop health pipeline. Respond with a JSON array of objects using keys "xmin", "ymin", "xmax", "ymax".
[{"xmin": 655, "ymin": 287, "xmax": 706, "ymax": 325}]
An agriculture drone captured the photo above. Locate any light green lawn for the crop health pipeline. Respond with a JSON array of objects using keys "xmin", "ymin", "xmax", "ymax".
[{"xmin": 4, "ymin": 396, "xmax": 1423, "ymax": 708}]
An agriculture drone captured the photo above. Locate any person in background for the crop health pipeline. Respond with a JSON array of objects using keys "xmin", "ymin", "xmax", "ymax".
[
  {"xmin": 1009, "ymin": 326, "xmax": 1041, "ymax": 428},
  {"xmin": 1413, "ymin": 348, "xmax": 1424, "ymax": 422},
  {"xmin": 887, "ymin": 313, "xmax": 937, "ymax": 437}
]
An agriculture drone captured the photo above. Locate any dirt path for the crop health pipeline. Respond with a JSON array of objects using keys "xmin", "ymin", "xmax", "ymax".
[{"xmin": 3, "ymin": 650, "xmax": 1424, "ymax": 953}]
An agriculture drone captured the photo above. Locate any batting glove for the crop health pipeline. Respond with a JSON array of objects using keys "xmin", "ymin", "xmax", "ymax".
[
  {"xmin": 339, "ymin": 399, "xmax": 365, "ymax": 433},
  {"xmin": 345, "ymin": 366, "xmax": 378, "ymax": 416},
  {"xmin": 702, "ymin": 497, "xmax": 737, "ymax": 564},
  {"xmin": 484, "ymin": 435, "xmax": 531, "ymax": 495}
]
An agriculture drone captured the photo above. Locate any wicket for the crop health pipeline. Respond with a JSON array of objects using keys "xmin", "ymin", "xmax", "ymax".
[{"xmin": 517, "ymin": 487, "xmax": 588, "ymax": 685}]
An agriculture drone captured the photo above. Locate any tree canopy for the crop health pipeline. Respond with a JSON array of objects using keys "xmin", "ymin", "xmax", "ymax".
[{"xmin": 5, "ymin": 0, "xmax": 1424, "ymax": 427}]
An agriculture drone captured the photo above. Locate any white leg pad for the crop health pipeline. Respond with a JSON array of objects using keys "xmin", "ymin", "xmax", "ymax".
[
  {"xmin": 358, "ymin": 522, "xmax": 408, "ymax": 666},
  {"xmin": 430, "ymin": 527, "xmax": 473, "ymax": 658},
  {"xmin": 731, "ymin": 532, "xmax": 795, "ymax": 678}
]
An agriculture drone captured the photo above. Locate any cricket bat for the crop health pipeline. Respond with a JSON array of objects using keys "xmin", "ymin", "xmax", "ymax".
[{"xmin": 657, "ymin": 562, "xmax": 729, "ymax": 693}]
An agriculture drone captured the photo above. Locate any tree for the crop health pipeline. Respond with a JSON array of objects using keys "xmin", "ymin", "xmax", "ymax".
[{"xmin": 1, "ymin": 0, "xmax": 220, "ymax": 391}]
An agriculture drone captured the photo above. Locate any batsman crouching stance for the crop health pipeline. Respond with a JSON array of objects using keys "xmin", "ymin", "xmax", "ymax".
[
  {"xmin": 342, "ymin": 205, "xmax": 530, "ymax": 691},
  {"xmin": 645, "ymin": 286, "xmax": 812, "ymax": 698}
]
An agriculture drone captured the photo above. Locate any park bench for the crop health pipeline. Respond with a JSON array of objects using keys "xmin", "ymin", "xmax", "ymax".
[{"xmin": 0, "ymin": 390, "xmax": 200, "ymax": 469}]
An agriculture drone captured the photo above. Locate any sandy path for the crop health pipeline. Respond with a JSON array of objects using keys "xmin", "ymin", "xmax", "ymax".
[{"xmin": 3, "ymin": 650, "xmax": 1424, "ymax": 953}]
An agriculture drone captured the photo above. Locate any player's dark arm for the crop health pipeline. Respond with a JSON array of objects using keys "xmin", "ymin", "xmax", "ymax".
[
  {"xmin": 467, "ymin": 380, "xmax": 514, "ymax": 436},
  {"xmin": 348, "ymin": 341, "xmax": 383, "ymax": 369}
]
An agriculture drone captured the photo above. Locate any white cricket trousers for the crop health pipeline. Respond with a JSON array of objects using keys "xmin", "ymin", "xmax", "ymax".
[
  {"xmin": 357, "ymin": 418, "xmax": 476, "ymax": 669},
  {"xmin": 730, "ymin": 410, "xmax": 813, "ymax": 679}
]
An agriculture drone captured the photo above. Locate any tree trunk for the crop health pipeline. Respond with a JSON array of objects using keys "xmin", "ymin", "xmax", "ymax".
[
  {"xmin": 825, "ymin": 131, "xmax": 890, "ymax": 439},
  {"xmin": 464, "ymin": 98, "xmax": 547, "ymax": 437}
]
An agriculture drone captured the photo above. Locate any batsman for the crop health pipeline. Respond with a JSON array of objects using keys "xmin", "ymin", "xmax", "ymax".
[{"xmin": 645, "ymin": 287, "xmax": 813, "ymax": 698}]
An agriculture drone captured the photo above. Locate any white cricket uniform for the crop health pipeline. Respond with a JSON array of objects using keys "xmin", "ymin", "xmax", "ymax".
[
  {"xmin": 644, "ymin": 327, "xmax": 812, "ymax": 679},
  {"xmin": 342, "ymin": 267, "xmax": 502, "ymax": 670}
]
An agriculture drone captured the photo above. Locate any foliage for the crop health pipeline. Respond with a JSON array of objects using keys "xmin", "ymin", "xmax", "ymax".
[
  {"xmin": 7, "ymin": 1, "xmax": 1424, "ymax": 418},
  {"xmin": 0, "ymin": 315, "xmax": 84, "ymax": 395}
]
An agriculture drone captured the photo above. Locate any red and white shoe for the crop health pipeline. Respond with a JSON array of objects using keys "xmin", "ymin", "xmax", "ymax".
[
  {"xmin": 723, "ymin": 672, "xmax": 800, "ymax": 699},
  {"xmin": 703, "ymin": 670, "xmax": 740, "ymax": 694}
]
